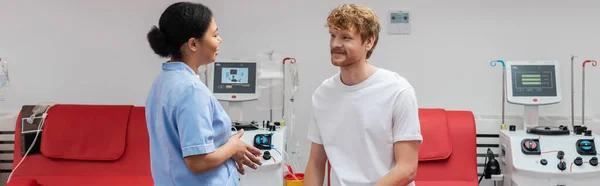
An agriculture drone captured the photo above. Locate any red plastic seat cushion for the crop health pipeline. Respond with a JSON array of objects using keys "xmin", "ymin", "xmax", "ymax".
[
  {"xmin": 40, "ymin": 104, "xmax": 133, "ymax": 161},
  {"xmin": 418, "ymin": 108, "xmax": 453, "ymax": 161},
  {"xmin": 415, "ymin": 180, "xmax": 478, "ymax": 186},
  {"xmin": 7, "ymin": 176, "xmax": 153, "ymax": 186},
  {"xmin": 5, "ymin": 178, "xmax": 39, "ymax": 186}
]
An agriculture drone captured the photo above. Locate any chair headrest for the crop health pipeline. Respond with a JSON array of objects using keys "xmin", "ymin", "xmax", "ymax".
[{"xmin": 418, "ymin": 108, "xmax": 453, "ymax": 161}]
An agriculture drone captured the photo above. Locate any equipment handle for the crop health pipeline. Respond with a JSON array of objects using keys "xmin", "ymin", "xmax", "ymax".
[
  {"xmin": 583, "ymin": 60, "xmax": 597, "ymax": 67},
  {"xmin": 490, "ymin": 60, "xmax": 505, "ymax": 67}
]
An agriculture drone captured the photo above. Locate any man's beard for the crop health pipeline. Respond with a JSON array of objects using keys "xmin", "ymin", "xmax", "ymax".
[
  {"xmin": 331, "ymin": 54, "xmax": 358, "ymax": 67},
  {"xmin": 331, "ymin": 47, "xmax": 355, "ymax": 67}
]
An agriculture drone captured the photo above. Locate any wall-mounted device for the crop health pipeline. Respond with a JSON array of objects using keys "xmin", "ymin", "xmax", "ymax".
[{"xmin": 388, "ymin": 10, "xmax": 410, "ymax": 34}]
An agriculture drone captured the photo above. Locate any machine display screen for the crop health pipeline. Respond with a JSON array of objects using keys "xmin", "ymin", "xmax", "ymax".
[
  {"xmin": 511, "ymin": 65, "xmax": 557, "ymax": 97},
  {"xmin": 212, "ymin": 62, "xmax": 257, "ymax": 94}
]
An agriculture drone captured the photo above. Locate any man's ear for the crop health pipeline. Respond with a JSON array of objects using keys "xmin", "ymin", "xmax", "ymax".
[
  {"xmin": 366, "ymin": 36, "xmax": 375, "ymax": 50},
  {"xmin": 187, "ymin": 38, "xmax": 199, "ymax": 52}
]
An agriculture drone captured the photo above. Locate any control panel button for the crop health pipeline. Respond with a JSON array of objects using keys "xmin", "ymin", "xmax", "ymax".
[
  {"xmin": 525, "ymin": 140, "xmax": 538, "ymax": 150},
  {"xmin": 540, "ymin": 159, "xmax": 548, "ymax": 165},
  {"xmin": 557, "ymin": 161, "xmax": 567, "ymax": 171},
  {"xmin": 576, "ymin": 139, "xmax": 597, "ymax": 155},
  {"xmin": 262, "ymin": 151, "xmax": 271, "ymax": 160},
  {"xmin": 590, "ymin": 157, "xmax": 598, "ymax": 166},
  {"xmin": 575, "ymin": 157, "xmax": 583, "ymax": 166},
  {"xmin": 557, "ymin": 151, "xmax": 565, "ymax": 160},
  {"xmin": 575, "ymin": 125, "xmax": 584, "ymax": 135},
  {"xmin": 521, "ymin": 139, "xmax": 541, "ymax": 155}
]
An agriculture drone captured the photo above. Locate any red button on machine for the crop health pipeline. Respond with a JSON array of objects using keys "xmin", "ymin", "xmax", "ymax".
[
  {"xmin": 533, "ymin": 98, "xmax": 538, "ymax": 102},
  {"xmin": 232, "ymin": 95, "xmax": 237, "ymax": 99}
]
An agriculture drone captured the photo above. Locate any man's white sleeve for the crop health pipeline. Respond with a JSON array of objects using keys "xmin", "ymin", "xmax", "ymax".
[
  {"xmin": 392, "ymin": 87, "xmax": 423, "ymax": 142},
  {"xmin": 307, "ymin": 112, "xmax": 323, "ymax": 144}
]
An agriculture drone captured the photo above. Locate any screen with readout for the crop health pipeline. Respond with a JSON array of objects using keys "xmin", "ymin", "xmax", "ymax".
[
  {"xmin": 511, "ymin": 65, "xmax": 557, "ymax": 97},
  {"xmin": 212, "ymin": 62, "xmax": 257, "ymax": 94}
]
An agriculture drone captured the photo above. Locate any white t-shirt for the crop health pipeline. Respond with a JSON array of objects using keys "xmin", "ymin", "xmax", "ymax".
[{"xmin": 307, "ymin": 68, "xmax": 423, "ymax": 186}]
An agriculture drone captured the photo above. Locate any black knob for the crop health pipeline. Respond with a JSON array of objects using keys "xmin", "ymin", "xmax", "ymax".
[
  {"xmin": 557, "ymin": 151, "xmax": 565, "ymax": 159},
  {"xmin": 540, "ymin": 159, "xmax": 548, "ymax": 165},
  {"xmin": 274, "ymin": 122, "xmax": 281, "ymax": 126},
  {"xmin": 575, "ymin": 157, "xmax": 583, "ymax": 166},
  {"xmin": 585, "ymin": 130, "xmax": 593, "ymax": 136},
  {"xmin": 509, "ymin": 125, "xmax": 516, "ymax": 131},
  {"xmin": 263, "ymin": 151, "xmax": 271, "ymax": 160},
  {"xmin": 575, "ymin": 125, "xmax": 583, "ymax": 135},
  {"xmin": 558, "ymin": 161, "xmax": 567, "ymax": 170},
  {"xmin": 590, "ymin": 157, "xmax": 598, "ymax": 166}
]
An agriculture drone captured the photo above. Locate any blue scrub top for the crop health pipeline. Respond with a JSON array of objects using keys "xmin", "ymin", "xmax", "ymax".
[{"xmin": 145, "ymin": 62, "xmax": 239, "ymax": 186}]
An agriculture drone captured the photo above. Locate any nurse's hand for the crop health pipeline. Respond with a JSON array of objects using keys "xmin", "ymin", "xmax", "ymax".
[{"xmin": 230, "ymin": 130, "xmax": 263, "ymax": 172}]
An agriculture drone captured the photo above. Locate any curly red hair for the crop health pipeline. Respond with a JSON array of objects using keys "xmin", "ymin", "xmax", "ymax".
[{"xmin": 326, "ymin": 4, "xmax": 381, "ymax": 59}]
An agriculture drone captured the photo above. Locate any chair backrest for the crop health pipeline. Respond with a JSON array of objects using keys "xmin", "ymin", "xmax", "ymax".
[
  {"xmin": 415, "ymin": 109, "xmax": 478, "ymax": 183},
  {"xmin": 11, "ymin": 105, "xmax": 151, "ymax": 179}
]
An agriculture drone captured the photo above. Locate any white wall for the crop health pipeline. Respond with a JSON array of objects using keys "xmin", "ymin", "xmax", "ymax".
[
  {"xmin": 1, "ymin": 0, "xmax": 600, "ymax": 183},
  {"xmin": 201, "ymin": 0, "xmax": 600, "ymax": 174}
]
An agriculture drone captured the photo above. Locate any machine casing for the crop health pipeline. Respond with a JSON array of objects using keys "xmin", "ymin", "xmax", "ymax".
[
  {"xmin": 499, "ymin": 130, "xmax": 600, "ymax": 186},
  {"xmin": 233, "ymin": 127, "xmax": 287, "ymax": 186}
]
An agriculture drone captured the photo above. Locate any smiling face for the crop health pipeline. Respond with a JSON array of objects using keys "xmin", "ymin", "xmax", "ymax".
[
  {"xmin": 196, "ymin": 18, "xmax": 222, "ymax": 64},
  {"xmin": 185, "ymin": 17, "xmax": 222, "ymax": 65},
  {"xmin": 326, "ymin": 4, "xmax": 381, "ymax": 67},
  {"xmin": 329, "ymin": 28, "xmax": 373, "ymax": 67}
]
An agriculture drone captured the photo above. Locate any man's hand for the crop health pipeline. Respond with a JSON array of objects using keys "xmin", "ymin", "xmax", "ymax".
[
  {"xmin": 229, "ymin": 129, "xmax": 263, "ymax": 174},
  {"xmin": 375, "ymin": 140, "xmax": 420, "ymax": 186}
]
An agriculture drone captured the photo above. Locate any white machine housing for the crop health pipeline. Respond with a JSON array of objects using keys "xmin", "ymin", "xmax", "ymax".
[
  {"xmin": 207, "ymin": 60, "xmax": 259, "ymax": 121},
  {"xmin": 498, "ymin": 59, "xmax": 600, "ymax": 186},
  {"xmin": 232, "ymin": 127, "xmax": 287, "ymax": 186},
  {"xmin": 505, "ymin": 60, "xmax": 561, "ymax": 128},
  {"xmin": 499, "ymin": 130, "xmax": 600, "ymax": 186}
]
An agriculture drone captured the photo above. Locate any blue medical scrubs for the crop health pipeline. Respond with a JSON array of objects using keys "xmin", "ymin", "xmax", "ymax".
[{"xmin": 145, "ymin": 62, "xmax": 239, "ymax": 186}]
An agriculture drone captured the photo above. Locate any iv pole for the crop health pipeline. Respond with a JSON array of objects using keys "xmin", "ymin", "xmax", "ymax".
[
  {"xmin": 571, "ymin": 54, "xmax": 575, "ymax": 129},
  {"xmin": 490, "ymin": 60, "xmax": 506, "ymax": 130},
  {"xmin": 581, "ymin": 59, "xmax": 597, "ymax": 126}
]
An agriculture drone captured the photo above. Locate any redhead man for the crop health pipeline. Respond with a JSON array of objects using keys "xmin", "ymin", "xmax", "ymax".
[{"xmin": 304, "ymin": 3, "xmax": 422, "ymax": 186}]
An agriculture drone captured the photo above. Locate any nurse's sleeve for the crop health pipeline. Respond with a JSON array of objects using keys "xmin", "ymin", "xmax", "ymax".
[
  {"xmin": 392, "ymin": 87, "xmax": 423, "ymax": 143},
  {"xmin": 175, "ymin": 85, "xmax": 216, "ymax": 157}
]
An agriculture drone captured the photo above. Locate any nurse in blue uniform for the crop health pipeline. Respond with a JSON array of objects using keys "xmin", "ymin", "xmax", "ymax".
[{"xmin": 144, "ymin": 2, "xmax": 262, "ymax": 186}]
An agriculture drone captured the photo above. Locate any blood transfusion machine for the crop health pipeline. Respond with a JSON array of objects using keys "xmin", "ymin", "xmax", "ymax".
[
  {"xmin": 207, "ymin": 60, "xmax": 288, "ymax": 186},
  {"xmin": 498, "ymin": 60, "xmax": 600, "ymax": 186}
]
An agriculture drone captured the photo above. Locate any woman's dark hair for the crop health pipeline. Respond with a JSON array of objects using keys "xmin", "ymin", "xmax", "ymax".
[{"xmin": 147, "ymin": 2, "xmax": 213, "ymax": 59}]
